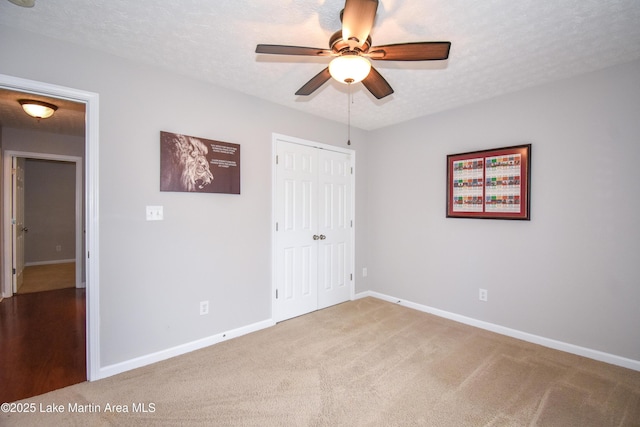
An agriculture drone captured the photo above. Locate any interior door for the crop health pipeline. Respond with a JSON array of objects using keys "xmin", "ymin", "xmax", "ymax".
[
  {"xmin": 274, "ymin": 141, "xmax": 319, "ymax": 321},
  {"xmin": 12, "ymin": 157, "xmax": 26, "ymax": 293},
  {"xmin": 274, "ymin": 138, "xmax": 353, "ymax": 322},
  {"xmin": 317, "ymin": 148, "xmax": 352, "ymax": 309}
]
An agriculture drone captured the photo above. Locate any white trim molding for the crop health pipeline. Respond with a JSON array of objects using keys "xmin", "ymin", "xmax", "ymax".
[
  {"xmin": 25, "ymin": 259, "xmax": 76, "ymax": 267},
  {"xmin": 2, "ymin": 151, "xmax": 83, "ymax": 291},
  {"xmin": 0, "ymin": 73, "xmax": 100, "ymax": 381},
  {"xmin": 97, "ymin": 319, "xmax": 275, "ymax": 380},
  {"xmin": 355, "ymin": 291, "xmax": 640, "ymax": 372}
]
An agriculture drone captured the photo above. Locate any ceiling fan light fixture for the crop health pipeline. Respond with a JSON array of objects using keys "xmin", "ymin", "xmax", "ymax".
[
  {"xmin": 18, "ymin": 99, "xmax": 58, "ymax": 119},
  {"xmin": 329, "ymin": 55, "xmax": 371, "ymax": 84},
  {"xmin": 255, "ymin": 0, "xmax": 449, "ymax": 99}
]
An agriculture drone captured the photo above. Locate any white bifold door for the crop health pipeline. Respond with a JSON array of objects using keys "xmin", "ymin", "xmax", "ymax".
[{"xmin": 274, "ymin": 138, "xmax": 354, "ymax": 322}]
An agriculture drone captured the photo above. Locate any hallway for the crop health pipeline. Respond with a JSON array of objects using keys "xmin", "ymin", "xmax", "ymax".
[{"xmin": 18, "ymin": 262, "xmax": 76, "ymax": 294}]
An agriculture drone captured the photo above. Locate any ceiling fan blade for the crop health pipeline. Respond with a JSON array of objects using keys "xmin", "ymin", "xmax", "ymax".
[
  {"xmin": 367, "ymin": 41, "xmax": 451, "ymax": 61},
  {"xmin": 341, "ymin": 0, "xmax": 378, "ymax": 49},
  {"xmin": 361, "ymin": 66, "xmax": 394, "ymax": 99},
  {"xmin": 256, "ymin": 44, "xmax": 332, "ymax": 57},
  {"xmin": 295, "ymin": 67, "xmax": 332, "ymax": 96}
]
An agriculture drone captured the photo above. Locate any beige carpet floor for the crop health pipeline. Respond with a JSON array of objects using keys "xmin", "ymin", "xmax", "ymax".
[
  {"xmin": 17, "ymin": 263, "xmax": 75, "ymax": 294},
  {"xmin": 2, "ymin": 297, "xmax": 639, "ymax": 426}
]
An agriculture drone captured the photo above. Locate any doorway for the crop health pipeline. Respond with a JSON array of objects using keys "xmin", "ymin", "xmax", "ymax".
[
  {"xmin": 0, "ymin": 73, "xmax": 100, "ymax": 382},
  {"xmin": 272, "ymin": 134, "xmax": 355, "ymax": 322},
  {"xmin": 4, "ymin": 153, "xmax": 83, "ymax": 294}
]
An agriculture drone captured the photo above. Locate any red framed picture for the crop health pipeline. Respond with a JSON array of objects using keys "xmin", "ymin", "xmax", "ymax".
[{"xmin": 446, "ymin": 144, "xmax": 531, "ymax": 220}]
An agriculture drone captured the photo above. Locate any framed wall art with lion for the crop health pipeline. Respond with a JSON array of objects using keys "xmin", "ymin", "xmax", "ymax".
[{"xmin": 160, "ymin": 131, "xmax": 240, "ymax": 194}]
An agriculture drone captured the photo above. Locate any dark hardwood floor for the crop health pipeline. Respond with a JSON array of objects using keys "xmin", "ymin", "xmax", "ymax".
[{"xmin": 0, "ymin": 288, "xmax": 86, "ymax": 403}]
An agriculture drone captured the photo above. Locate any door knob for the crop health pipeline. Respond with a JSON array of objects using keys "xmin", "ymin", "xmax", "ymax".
[
  {"xmin": 21, "ymin": 227, "xmax": 29, "ymax": 233},
  {"xmin": 313, "ymin": 235, "xmax": 320, "ymax": 240},
  {"xmin": 319, "ymin": 235, "xmax": 326, "ymax": 240}
]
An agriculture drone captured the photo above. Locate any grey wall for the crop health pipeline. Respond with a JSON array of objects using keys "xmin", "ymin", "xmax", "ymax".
[
  {"xmin": 366, "ymin": 60, "xmax": 640, "ymax": 361},
  {"xmin": 24, "ymin": 159, "xmax": 76, "ymax": 263},
  {"xmin": 0, "ymin": 25, "xmax": 369, "ymax": 367},
  {"xmin": 1, "ymin": 23, "xmax": 637, "ymax": 371},
  {"xmin": 1, "ymin": 127, "xmax": 84, "ymax": 157}
]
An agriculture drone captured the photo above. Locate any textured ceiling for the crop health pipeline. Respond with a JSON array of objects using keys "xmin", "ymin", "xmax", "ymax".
[
  {"xmin": 0, "ymin": 88, "xmax": 86, "ymax": 136},
  {"xmin": 1, "ymin": 0, "xmax": 639, "ymax": 133}
]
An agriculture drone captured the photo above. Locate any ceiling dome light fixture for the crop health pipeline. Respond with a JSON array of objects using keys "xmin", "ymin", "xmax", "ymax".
[
  {"xmin": 18, "ymin": 99, "xmax": 58, "ymax": 119},
  {"xmin": 329, "ymin": 54, "xmax": 371, "ymax": 84},
  {"xmin": 8, "ymin": 0, "xmax": 35, "ymax": 7}
]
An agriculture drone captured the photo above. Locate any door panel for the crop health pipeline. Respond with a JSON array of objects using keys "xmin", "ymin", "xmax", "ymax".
[
  {"xmin": 275, "ymin": 142, "xmax": 319, "ymax": 321},
  {"xmin": 317, "ymin": 149, "xmax": 352, "ymax": 309}
]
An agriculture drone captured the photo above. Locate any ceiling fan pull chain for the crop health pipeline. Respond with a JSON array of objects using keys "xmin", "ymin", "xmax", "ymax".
[{"xmin": 347, "ymin": 83, "xmax": 352, "ymax": 145}]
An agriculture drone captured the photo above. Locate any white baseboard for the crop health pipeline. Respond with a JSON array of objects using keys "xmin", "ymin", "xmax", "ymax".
[
  {"xmin": 25, "ymin": 259, "xmax": 75, "ymax": 266},
  {"xmin": 95, "ymin": 293, "xmax": 639, "ymax": 381},
  {"xmin": 355, "ymin": 291, "xmax": 640, "ymax": 372},
  {"xmin": 96, "ymin": 318, "xmax": 276, "ymax": 381}
]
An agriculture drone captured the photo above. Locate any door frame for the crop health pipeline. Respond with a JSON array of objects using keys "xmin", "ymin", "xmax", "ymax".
[
  {"xmin": 271, "ymin": 133, "xmax": 356, "ymax": 321},
  {"xmin": 3, "ymin": 152, "xmax": 83, "ymax": 292},
  {"xmin": 0, "ymin": 74, "xmax": 100, "ymax": 381}
]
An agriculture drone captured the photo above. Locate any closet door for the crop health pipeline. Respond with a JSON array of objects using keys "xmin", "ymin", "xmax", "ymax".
[
  {"xmin": 317, "ymin": 148, "xmax": 352, "ymax": 309},
  {"xmin": 274, "ymin": 139, "xmax": 353, "ymax": 322},
  {"xmin": 274, "ymin": 141, "xmax": 319, "ymax": 321}
]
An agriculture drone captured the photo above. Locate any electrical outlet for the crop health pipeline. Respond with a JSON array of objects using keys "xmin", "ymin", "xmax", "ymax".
[
  {"xmin": 199, "ymin": 300, "xmax": 209, "ymax": 315},
  {"xmin": 362, "ymin": 267, "xmax": 368, "ymax": 277},
  {"xmin": 56, "ymin": 245, "xmax": 62, "ymax": 252},
  {"xmin": 479, "ymin": 288, "xmax": 488, "ymax": 302}
]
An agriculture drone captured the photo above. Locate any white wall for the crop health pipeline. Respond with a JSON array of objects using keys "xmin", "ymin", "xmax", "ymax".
[
  {"xmin": 0, "ymin": 26, "xmax": 369, "ymax": 368},
  {"xmin": 366, "ymin": 60, "xmax": 640, "ymax": 362}
]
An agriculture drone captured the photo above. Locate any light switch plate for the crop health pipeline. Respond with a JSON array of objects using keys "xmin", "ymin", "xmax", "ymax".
[{"xmin": 146, "ymin": 205, "xmax": 163, "ymax": 221}]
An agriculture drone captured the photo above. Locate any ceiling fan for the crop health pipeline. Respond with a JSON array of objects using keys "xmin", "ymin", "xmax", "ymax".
[{"xmin": 255, "ymin": 0, "xmax": 451, "ymax": 100}]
